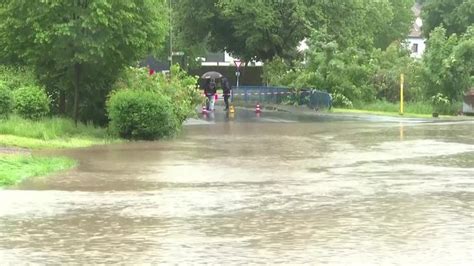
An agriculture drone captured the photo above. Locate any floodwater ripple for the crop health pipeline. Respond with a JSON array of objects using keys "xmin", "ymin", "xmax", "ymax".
[{"xmin": 1, "ymin": 114, "xmax": 473, "ymax": 264}]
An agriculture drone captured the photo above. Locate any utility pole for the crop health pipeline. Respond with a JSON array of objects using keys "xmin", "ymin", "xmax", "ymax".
[{"xmin": 400, "ymin": 74, "xmax": 404, "ymax": 115}]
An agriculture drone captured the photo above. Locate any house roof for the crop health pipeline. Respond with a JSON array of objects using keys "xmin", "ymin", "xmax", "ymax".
[{"xmin": 408, "ymin": 3, "xmax": 423, "ymax": 38}]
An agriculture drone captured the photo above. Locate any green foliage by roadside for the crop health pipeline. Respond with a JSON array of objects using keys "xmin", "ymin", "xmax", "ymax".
[
  {"xmin": 371, "ymin": 44, "xmax": 424, "ymax": 102},
  {"xmin": 0, "ymin": 66, "xmax": 37, "ymax": 90},
  {"xmin": 264, "ymin": 29, "xmax": 379, "ymax": 107},
  {"xmin": 262, "ymin": 57, "xmax": 302, "ymax": 87},
  {"xmin": 332, "ymin": 92, "xmax": 354, "ymax": 108},
  {"xmin": 353, "ymin": 100, "xmax": 432, "ymax": 114},
  {"xmin": 263, "ymin": 31, "xmax": 426, "ymax": 109},
  {"xmin": 108, "ymin": 65, "xmax": 201, "ymax": 140},
  {"xmin": 421, "ymin": 26, "xmax": 474, "ymax": 102},
  {"xmin": 430, "ymin": 93, "xmax": 451, "ymax": 113},
  {"xmin": 0, "ymin": 115, "xmax": 114, "ymax": 149},
  {"xmin": 0, "ymin": 83, "xmax": 13, "ymax": 118},
  {"xmin": 0, "ymin": 115, "xmax": 108, "ymax": 140},
  {"xmin": 0, "ymin": 155, "xmax": 76, "ymax": 186},
  {"xmin": 107, "ymin": 90, "xmax": 179, "ymax": 140},
  {"xmin": 0, "ymin": 0, "xmax": 168, "ymax": 123},
  {"xmin": 114, "ymin": 65, "xmax": 202, "ymax": 123},
  {"xmin": 13, "ymin": 86, "xmax": 50, "ymax": 120}
]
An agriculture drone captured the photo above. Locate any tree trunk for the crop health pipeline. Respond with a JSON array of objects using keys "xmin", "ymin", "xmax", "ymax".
[
  {"xmin": 59, "ymin": 90, "xmax": 66, "ymax": 115},
  {"xmin": 73, "ymin": 63, "xmax": 81, "ymax": 126}
]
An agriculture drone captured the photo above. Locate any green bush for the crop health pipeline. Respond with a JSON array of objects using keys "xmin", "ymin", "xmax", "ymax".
[
  {"xmin": 107, "ymin": 89, "xmax": 179, "ymax": 140},
  {"xmin": 0, "ymin": 66, "xmax": 37, "ymax": 90},
  {"xmin": 114, "ymin": 66, "xmax": 202, "ymax": 123},
  {"xmin": 430, "ymin": 93, "xmax": 459, "ymax": 115},
  {"xmin": 332, "ymin": 91, "xmax": 353, "ymax": 108},
  {"xmin": 0, "ymin": 83, "xmax": 13, "ymax": 119},
  {"xmin": 13, "ymin": 86, "xmax": 50, "ymax": 120}
]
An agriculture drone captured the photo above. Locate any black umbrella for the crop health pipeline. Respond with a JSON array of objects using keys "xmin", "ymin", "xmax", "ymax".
[{"xmin": 201, "ymin": 71, "xmax": 223, "ymax": 79}]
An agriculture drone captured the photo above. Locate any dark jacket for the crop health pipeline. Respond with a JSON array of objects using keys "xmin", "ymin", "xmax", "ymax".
[
  {"xmin": 222, "ymin": 78, "xmax": 231, "ymax": 95},
  {"xmin": 204, "ymin": 81, "xmax": 217, "ymax": 96}
]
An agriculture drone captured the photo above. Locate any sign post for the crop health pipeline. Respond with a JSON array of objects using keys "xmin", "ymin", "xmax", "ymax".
[{"xmin": 233, "ymin": 60, "xmax": 242, "ymax": 102}]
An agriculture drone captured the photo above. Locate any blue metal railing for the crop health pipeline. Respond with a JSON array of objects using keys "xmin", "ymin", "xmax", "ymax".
[{"xmin": 231, "ymin": 86, "xmax": 332, "ymax": 110}]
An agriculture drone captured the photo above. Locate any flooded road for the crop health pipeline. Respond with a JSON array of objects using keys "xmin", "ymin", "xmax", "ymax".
[{"xmin": 1, "ymin": 109, "xmax": 473, "ymax": 264}]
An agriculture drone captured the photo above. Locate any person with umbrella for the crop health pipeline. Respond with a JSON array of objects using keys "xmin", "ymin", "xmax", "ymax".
[
  {"xmin": 204, "ymin": 78, "xmax": 217, "ymax": 111},
  {"xmin": 201, "ymin": 71, "xmax": 223, "ymax": 111}
]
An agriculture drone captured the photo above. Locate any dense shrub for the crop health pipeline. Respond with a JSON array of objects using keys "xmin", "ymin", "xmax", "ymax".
[
  {"xmin": 0, "ymin": 66, "xmax": 37, "ymax": 90},
  {"xmin": 114, "ymin": 65, "xmax": 202, "ymax": 123},
  {"xmin": 421, "ymin": 26, "xmax": 474, "ymax": 102},
  {"xmin": 332, "ymin": 92, "xmax": 353, "ymax": 108},
  {"xmin": 0, "ymin": 83, "xmax": 13, "ymax": 119},
  {"xmin": 107, "ymin": 90, "xmax": 179, "ymax": 140},
  {"xmin": 13, "ymin": 86, "xmax": 50, "ymax": 119}
]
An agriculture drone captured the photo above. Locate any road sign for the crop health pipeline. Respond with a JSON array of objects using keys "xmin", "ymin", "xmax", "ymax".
[
  {"xmin": 235, "ymin": 71, "xmax": 240, "ymax": 77},
  {"xmin": 172, "ymin": 51, "xmax": 184, "ymax": 56},
  {"xmin": 234, "ymin": 60, "xmax": 242, "ymax": 69}
]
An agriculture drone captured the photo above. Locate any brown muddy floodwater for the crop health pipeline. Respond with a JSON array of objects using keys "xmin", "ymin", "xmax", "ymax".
[{"xmin": 1, "ymin": 110, "xmax": 473, "ymax": 264}]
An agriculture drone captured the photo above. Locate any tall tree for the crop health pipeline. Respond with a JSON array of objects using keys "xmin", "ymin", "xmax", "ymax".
[
  {"xmin": 375, "ymin": 0, "xmax": 414, "ymax": 49},
  {"xmin": 0, "ymin": 0, "xmax": 167, "ymax": 123},
  {"xmin": 218, "ymin": 0, "xmax": 309, "ymax": 61},
  {"xmin": 422, "ymin": 0, "xmax": 474, "ymax": 37},
  {"xmin": 174, "ymin": 0, "xmax": 309, "ymax": 62},
  {"xmin": 175, "ymin": 0, "xmax": 414, "ymax": 61},
  {"xmin": 306, "ymin": 0, "xmax": 413, "ymax": 50},
  {"xmin": 422, "ymin": 26, "xmax": 474, "ymax": 101}
]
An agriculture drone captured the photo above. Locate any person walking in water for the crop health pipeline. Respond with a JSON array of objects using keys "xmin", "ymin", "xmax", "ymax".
[
  {"xmin": 204, "ymin": 79, "xmax": 217, "ymax": 111},
  {"xmin": 221, "ymin": 77, "xmax": 231, "ymax": 111}
]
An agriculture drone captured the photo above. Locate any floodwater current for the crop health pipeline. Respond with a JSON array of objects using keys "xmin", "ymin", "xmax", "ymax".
[{"xmin": 1, "ymin": 109, "xmax": 473, "ymax": 264}]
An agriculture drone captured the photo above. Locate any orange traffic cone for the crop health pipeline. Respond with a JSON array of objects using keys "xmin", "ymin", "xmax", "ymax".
[{"xmin": 255, "ymin": 103, "xmax": 262, "ymax": 113}]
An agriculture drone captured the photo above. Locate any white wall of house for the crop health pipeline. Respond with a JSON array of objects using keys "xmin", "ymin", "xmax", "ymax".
[
  {"xmin": 406, "ymin": 37, "xmax": 426, "ymax": 59},
  {"xmin": 202, "ymin": 51, "xmax": 263, "ymax": 66}
]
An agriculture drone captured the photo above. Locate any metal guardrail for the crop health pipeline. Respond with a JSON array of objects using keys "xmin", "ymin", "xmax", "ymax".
[{"xmin": 232, "ymin": 86, "xmax": 332, "ymax": 110}]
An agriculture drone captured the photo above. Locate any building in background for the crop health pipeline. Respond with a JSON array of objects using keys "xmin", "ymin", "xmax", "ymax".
[
  {"xmin": 200, "ymin": 51, "xmax": 263, "ymax": 67},
  {"xmin": 463, "ymin": 89, "xmax": 474, "ymax": 115},
  {"xmin": 406, "ymin": 3, "xmax": 426, "ymax": 59}
]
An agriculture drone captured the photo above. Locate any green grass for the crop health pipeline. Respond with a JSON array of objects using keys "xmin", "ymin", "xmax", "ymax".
[
  {"xmin": 0, "ymin": 116, "xmax": 118, "ymax": 149},
  {"xmin": 352, "ymin": 101, "xmax": 434, "ymax": 114},
  {"xmin": 0, "ymin": 134, "xmax": 107, "ymax": 149},
  {"xmin": 333, "ymin": 100, "xmax": 462, "ymax": 118},
  {"xmin": 0, "ymin": 116, "xmax": 108, "ymax": 140},
  {"xmin": 331, "ymin": 108, "xmax": 434, "ymax": 118},
  {"xmin": 0, "ymin": 154, "xmax": 76, "ymax": 186}
]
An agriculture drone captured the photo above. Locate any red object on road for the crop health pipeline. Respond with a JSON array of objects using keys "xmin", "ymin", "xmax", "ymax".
[{"xmin": 255, "ymin": 103, "xmax": 261, "ymax": 113}]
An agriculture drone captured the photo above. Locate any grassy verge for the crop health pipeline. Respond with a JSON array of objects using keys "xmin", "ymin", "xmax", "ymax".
[
  {"xmin": 0, "ymin": 154, "xmax": 76, "ymax": 187},
  {"xmin": 0, "ymin": 116, "xmax": 117, "ymax": 149},
  {"xmin": 0, "ymin": 116, "xmax": 118, "ymax": 187},
  {"xmin": 333, "ymin": 100, "xmax": 462, "ymax": 118},
  {"xmin": 352, "ymin": 101, "xmax": 435, "ymax": 115},
  {"xmin": 331, "ymin": 108, "xmax": 435, "ymax": 118},
  {"xmin": 0, "ymin": 134, "xmax": 109, "ymax": 149}
]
